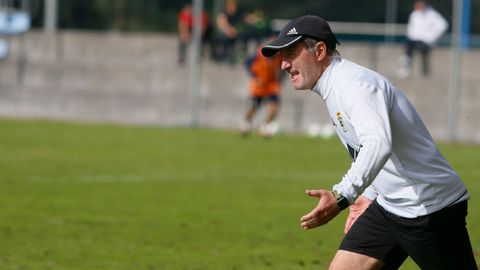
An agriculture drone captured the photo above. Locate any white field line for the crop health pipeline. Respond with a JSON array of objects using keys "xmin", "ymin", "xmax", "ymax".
[{"xmin": 22, "ymin": 170, "xmax": 345, "ymax": 183}]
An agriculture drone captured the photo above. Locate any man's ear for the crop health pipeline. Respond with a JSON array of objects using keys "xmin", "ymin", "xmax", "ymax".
[{"xmin": 315, "ymin": 42, "xmax": 327, "ymax": 61}]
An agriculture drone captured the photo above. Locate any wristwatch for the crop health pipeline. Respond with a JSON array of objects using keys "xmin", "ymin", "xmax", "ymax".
[{"xmin": 332, "ymin": 190, "xmax": 350, "ymax": 211}]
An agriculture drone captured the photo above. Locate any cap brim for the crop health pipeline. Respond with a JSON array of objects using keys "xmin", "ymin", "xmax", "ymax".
[{"xmin": 261, "ymin": 36, "xmax": 303, "ymax": 57}]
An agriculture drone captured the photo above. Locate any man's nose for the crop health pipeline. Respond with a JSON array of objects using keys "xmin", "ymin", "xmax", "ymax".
[{"xmin": 281, "ymin": 60, "xmax": 290, "ymax": 71}]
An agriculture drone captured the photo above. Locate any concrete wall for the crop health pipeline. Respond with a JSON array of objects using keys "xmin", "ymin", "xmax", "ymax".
[{"xmin": 0, "ymin": 30, "xmax": 479, "ymax": 143}]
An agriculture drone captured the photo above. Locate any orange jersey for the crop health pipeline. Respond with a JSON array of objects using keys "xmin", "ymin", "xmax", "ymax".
[{"xmin": 247, "ymin": 48, "xmax": 282, "ymax": 97}]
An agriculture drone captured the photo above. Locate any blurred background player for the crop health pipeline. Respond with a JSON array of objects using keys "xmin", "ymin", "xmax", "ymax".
[
  {"xmin": 241, "ymin": 8, "xmax": 271, "ymax": 57},
  {"xmin": 177, "ymin": 3, "xmax": 210, "ymax": 66},
  {"xmin": 212, "ymin": 0, "xmax": 243, "ymax": 65},
  {"xmin": 241, "ymin": 39, "xmax": 282, "ymax": 137},
  {"xmin": 397, "ymin": 0, "xmax": 447, "ymax": 78}
]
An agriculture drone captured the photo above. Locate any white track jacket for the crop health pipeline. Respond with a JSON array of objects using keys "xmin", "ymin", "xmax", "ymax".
[
  {"xmin": 312, "ymin": 57, "xmax": 469, "ymax": 218},
  {"xmin": 407, "ymin": 6, "xmax": 447, "ymax": 45}
]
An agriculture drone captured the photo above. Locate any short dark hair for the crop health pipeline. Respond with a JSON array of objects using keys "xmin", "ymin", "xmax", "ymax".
[{"xmin": 303, "ymin": 37, "xmax": 338, "ymax": 56}]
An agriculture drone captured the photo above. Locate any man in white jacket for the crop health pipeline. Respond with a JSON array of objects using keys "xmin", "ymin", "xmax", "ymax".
[
  {"xmin": 398, "ymin": 0, "xmax": 448, "ymax": 78},
  {"xmin": 262, "ymin": 15, "xmax": 477, "ymax": 269}
]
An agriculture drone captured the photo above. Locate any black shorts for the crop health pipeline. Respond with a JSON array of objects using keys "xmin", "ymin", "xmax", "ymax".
[
  {"xmin": 248, "ymin": 95, "xmax": 279, "ymax": 110},
  {"xmin": 340, "ymin": 200, "xmax": 477, "ymax": 270}
]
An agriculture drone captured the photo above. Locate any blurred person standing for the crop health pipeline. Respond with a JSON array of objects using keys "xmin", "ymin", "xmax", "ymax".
[
  {"xmin": 261, "ymin": 15, "xmax": 477, "ymax": 269},
  {"xmin": 241, "ymin": 40, "xmax": 282, "ymax": 137},
  {"xmin": 177, "ymin": 3, "xmax": 210, "ymax": 66},
  {"xmin": 242, "ymin": 8, "xmax": 271, "ymax": 55},
  {"xmin": 212, "ymin": 0, "xmax": 244, "ymax": 64},
  {"xmin": 398, "ymin": 0, "xmax": 448, "ymax": 78}
]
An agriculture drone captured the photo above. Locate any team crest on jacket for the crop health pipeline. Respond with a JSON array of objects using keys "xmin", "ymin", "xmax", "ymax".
[{"xmin": 336, "ymin": 112, "xmax": 348, "ymax": 132}]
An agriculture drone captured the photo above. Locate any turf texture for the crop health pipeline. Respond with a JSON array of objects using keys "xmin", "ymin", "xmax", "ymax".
[{"xmin": 0, "ymin": 118, "xmax": 478, "ymax": 269}]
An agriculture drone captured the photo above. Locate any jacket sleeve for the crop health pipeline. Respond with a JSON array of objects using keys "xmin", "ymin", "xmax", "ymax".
[
  {"xmin": 362, "ymin": 185, "xmax": 378, "ymax": 201},
  {"xmin": 332, "ymin": 81, "xmax": 392, "ymax": 204}
]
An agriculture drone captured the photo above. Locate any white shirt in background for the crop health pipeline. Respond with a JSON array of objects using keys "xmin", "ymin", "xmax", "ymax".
[{"xmin": 407, "ymin": 6, "xmax": 448, "ymax": 45}]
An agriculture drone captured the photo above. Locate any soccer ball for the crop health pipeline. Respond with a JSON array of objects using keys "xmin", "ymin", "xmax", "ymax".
[
  {"xmin": 306, "ymin": 123, "xmax": 335, "ymax": 139},
  {"xmin": 319, "ymin": 124, "xmax": 335, "ymax": 139},
  {"xmin": 306, "ymin": 123, "xmax": 322, "ymax": 138},
  {"xmin": 260, "ymin": 122, "xmax": 280, "ymax": 137}
]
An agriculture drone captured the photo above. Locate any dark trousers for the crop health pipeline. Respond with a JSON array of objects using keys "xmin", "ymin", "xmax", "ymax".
[
  {"xmin": 178, "ymin": 40, "xmax": 188, "ymax": 64},
  {"xmin": 405, "ymin": 40, "xmax": 431, "ymax": 76},
  {"xmin": 211, "ymin": 34, "xmax": 237, "ymax": 65}
]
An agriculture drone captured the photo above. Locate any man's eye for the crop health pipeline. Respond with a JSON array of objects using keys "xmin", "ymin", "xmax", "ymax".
[{"xmin": 283, "ymin": 51, "xmax": 294, "ymax": 58}]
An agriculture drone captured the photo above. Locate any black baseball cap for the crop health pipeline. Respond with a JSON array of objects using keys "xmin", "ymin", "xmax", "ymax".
[{"xmin": 261, "ymin": 15, "xmax": 339, "ymax": 57}]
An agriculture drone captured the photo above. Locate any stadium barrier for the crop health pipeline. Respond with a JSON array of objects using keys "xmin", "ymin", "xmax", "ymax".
[{"xmin": 0, "ymin": 30, "xmax": 479, "ymax": 143}]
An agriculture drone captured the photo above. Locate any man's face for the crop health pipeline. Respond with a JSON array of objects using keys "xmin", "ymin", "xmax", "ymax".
[
  {"xmin": 415, "ymin": 1, "xmax": 425, "ymax": 11},
  {"xmin": 280, "ymin": 42, "xmax": 321, "ymax": 90}
]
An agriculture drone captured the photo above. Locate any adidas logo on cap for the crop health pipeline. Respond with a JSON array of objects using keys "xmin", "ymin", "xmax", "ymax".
[{"xmin": 287, "ymin": 27, "xmax": 298, "ymax": 35}]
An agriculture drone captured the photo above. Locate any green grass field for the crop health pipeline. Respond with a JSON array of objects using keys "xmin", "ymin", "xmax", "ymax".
[{"xmin": 0, "ymin": 118, "xmax": 478, "ymax": 270}]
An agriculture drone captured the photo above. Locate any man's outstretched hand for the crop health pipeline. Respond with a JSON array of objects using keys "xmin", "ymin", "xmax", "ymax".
[{"xmin": 300, "ymin": 189, "xmax": 341, "ymax": 229}]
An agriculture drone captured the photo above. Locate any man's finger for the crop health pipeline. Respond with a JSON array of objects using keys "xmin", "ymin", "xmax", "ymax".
[
  {"xmin": 300, "ymin": 209, "xmax": 317, "ymax": 223},
  {"xmin": 344, "ymin": 217, "xmax": 353, "ymax": 234},
  {"xmin": 301, "ymin": 217, "xmax": 320, "ymax": 229},
  {"xmin": 305, "ymin": 189, "xmax": 322, "ymax": 198},
  {"xmin": 344, "ymin": 215, "xmax": 358, "ymax": 234}
]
